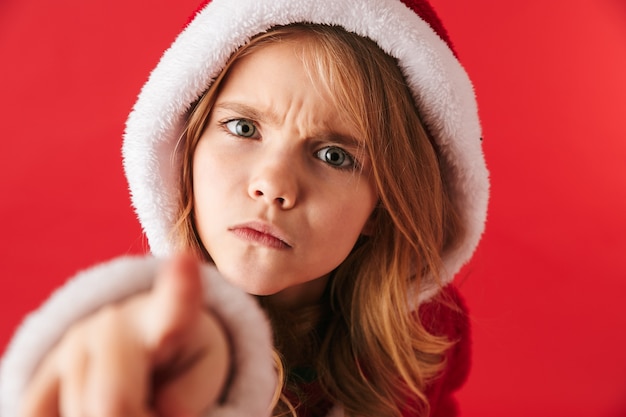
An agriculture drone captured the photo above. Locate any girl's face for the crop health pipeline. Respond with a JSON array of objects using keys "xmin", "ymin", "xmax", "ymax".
[{"xmin": 192, "ymin": 40, "xmax": 378, "ymax": 308}]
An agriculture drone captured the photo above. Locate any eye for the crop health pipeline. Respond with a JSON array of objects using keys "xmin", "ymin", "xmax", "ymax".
[
  {"xmin": 316, "ymin": 146, "xmax": 355, "ymax": 169},
  {"xmin": 224, "ymin": 119, "xmax": 258, "ymax": 138}
]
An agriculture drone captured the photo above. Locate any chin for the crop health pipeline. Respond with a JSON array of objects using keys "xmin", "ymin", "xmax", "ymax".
[
  {"xmin": 241, "ymin": 285, "xmax": 283, "ymax": 297},
  {"xmin": 218, "ymin": 270, "xmax": 284, "ymax": 296}
]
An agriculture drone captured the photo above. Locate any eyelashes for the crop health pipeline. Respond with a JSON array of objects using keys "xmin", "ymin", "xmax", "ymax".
[
  {"xmin": 315, "ymin": 146, "xmax": 357, "ymax": 170},
  {"xmin": 224, "ymin": 119, "xmax": 258, "ymax": 138},
  {"xmin": 219, "ymin": 117, "xmax": 361, "ymax": 171}
]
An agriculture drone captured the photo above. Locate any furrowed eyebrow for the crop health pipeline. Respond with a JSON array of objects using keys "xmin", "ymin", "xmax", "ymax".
[
  {"xmin": 213, "ymin": 102, "xmax": 278, "ymax": 125},
  {"xmin": 320, "ymin": 132, "xmax": 363, "ymax": 150},
  {"xmin": 214, "ymin": 101, "xmax": 364, "ymax": 149}
]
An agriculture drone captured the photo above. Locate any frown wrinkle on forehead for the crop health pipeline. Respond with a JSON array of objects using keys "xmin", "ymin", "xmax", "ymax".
[
  {"xmin": 212, "ymin": 100, "xmax": 363, "ymax": 150},
  {"xmin": 213, "ymin": 43, "xmax": 362, "ymax": 145}
]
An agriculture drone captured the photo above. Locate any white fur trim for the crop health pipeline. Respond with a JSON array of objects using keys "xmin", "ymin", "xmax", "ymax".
[
  {"xmin": 0, "ymin": 256, "xmax": 276, "ymax": 417},
  {"xmin": 123, "ymin": 0, "xmax": 488, "ymax": 293}
]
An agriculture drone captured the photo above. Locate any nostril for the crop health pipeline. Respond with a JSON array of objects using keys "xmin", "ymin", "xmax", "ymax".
[{"xmin": 250, "ymin": 187, "xmax": 291, "ymax": 207}]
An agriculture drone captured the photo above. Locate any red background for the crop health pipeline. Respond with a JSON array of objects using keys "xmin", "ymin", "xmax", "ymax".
[{"xmin": 1, "ymin": 1, "xmax": 625, "ymax": 415}]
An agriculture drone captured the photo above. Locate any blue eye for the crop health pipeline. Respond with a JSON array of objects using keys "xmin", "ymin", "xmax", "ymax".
[
  {"xmin": 225, "ymin": 119, "xmax": 257, "ymax": 138},
  {"xmin": 316, "ymin": 146, "xmax": 354, "ymax": 169}
]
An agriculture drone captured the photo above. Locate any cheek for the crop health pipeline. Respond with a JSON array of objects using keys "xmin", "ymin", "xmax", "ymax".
[
  {"xmin": 192, "ymin": 153, "xmax": 210, "ymax": 214},
  {"xmin": 309, "ymin": 199, "xmax": 375, "ymax": 276},
  {"xmin": 193, "ymin": 140, "xmax": 232, "ymax": 199},
  {"xmin": 319, "ymin": 186, "xmax": 377, "ymax": 244},
  {"xmin": 351, "ymin": 181, "xmax": 378, "ymax": 229},
  {"xmin": 192, "ymin": 146, "xmax": 223, "ymax": 232}
]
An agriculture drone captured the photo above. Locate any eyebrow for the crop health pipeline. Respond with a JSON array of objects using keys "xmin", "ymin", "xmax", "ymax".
[
  {"xmin": 214, "ymin": 100, "xmax": 364, "ymax": 149},
  {"xmin": 318, "ymin": 131, "xmax": 363, "ymax": 150},
  {"xmin": 213, "ymin": 102, "xmax": 279, "ymax": 125}
]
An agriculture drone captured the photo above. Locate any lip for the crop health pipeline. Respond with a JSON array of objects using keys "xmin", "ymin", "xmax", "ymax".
[{"xmin": 229, "ymin": 221, "xmax": 293, "ymax": 249}]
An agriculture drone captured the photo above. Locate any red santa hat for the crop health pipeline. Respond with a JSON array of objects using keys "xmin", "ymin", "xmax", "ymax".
[{"xmin": 122, "ymin": 0, "xmax": 489, "ymax": 292}]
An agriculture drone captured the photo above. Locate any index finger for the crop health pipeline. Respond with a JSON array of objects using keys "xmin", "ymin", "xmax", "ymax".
[{"xmin": 141, "ymin": 253, "xmax": 205, "ymax": 363}]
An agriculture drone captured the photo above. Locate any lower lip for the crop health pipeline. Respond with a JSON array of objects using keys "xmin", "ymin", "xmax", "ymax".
[{"xmin": 230, "ymin": 228, "xmax": 290, "ymax": 249}]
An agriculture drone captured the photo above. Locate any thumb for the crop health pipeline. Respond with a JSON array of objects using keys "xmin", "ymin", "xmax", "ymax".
[{"xmin": 142, "ymin": 252, "xmax": 205, "ymax": 361}]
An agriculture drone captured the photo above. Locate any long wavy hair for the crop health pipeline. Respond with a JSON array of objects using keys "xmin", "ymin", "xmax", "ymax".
[{"xmin": 173, "ymin": 23, "xmax": 465, "ymax": 417}]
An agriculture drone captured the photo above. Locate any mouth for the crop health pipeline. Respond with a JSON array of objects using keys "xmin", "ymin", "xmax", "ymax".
[{"xmin": 229, "ymin": 222, "xmax": 292, "ymax": 249}]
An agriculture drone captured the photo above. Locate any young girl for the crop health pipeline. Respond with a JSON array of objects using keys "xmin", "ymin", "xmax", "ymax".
[{"xmin": 0, "ymin": 0, "xmax": 489, "ymax": 416}]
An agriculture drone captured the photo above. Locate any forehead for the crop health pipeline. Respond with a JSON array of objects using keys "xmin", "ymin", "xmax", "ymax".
[
  {"xmin": 216, "ymin": 38, "xmax": 361, "ymax": 134},
  {"xmin": 224, "ymin": 36, "xmax": 326, "ymax": 93}
]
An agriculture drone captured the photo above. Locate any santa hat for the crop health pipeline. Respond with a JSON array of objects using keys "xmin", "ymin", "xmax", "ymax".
[{"xmin": 122, "ymin": 0, "xmax": 489, "ymax": 290}]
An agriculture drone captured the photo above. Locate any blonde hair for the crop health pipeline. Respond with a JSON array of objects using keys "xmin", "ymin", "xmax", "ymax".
[{"xmin": 174, "ymin": 24, "xmax": 465, "ymax": 417}]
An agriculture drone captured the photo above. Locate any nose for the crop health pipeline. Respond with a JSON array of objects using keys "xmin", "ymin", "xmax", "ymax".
[{"xmin": 248, "ymin": 158, "xmax": 299, "ymax": 209}]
